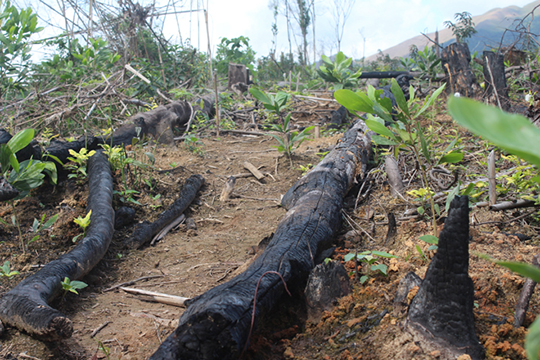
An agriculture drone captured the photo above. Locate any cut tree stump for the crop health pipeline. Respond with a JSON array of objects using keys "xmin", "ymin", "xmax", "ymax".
[
  {"xmin": 149, "ymin": 119, "xmax": 372, "ymax": 360},
  {"xmin": 483, "ymin": 51, "xmax": 510, "ymax": 110},
  {"xmin": 125, "ymin": 174, "xmax": 205, "ymax": 249},
  {"xmin": 228, "ymin": 63, "xmax": 251, "ymax": 90},
  {"xmin": 0, "ymin": 152, "xmax": 114, "ymax": 339},
  {"xmin": 407, "ymin": 195, "xmax": 484, "ymax": 359},
  {"xmin": 441, "ymin": 43, "xmax": 478, "ymax": 97}
]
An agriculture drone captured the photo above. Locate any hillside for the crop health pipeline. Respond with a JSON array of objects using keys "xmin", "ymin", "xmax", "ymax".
[{"xmin": 368, "ymin": 0, "xmax": 540, "ymax": 60}]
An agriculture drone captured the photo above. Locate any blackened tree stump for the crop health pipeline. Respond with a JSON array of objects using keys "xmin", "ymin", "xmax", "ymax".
[
  {"xmin": 482, "ymin": 51, "xmax": 510, "ymax": 110},
  {"xmin": 441, "ymin": 43, "xmax": 478, "ymax": 97},
  {"xmin": 149, "ymin": 120, "xmax": 372, "ymax": 360},
  {"xmin": 407, "ymin": 195, "xmax": 484, "ymax": 359},
  {"xmin": 0, "ymin": 152, "xmax": 114, "ymax": 339}
]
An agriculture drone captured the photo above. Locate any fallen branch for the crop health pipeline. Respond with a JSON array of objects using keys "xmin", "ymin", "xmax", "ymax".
[
  {"xmin": 149, "ymin": 119, "xmax": 372, "ymax": 359},
  {"xmin": 125, "ymin": 174, "xmax": 204, "ymax": 249},
  {"xmin": 0, "ymin": 152, "xmax": 114, "ymax": 339}
]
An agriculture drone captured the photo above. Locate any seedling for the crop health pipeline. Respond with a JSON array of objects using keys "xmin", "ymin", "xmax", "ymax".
[
  {"xmin": 61, "ymin": 277, "xmax": 88, "ymax": 299},
  {"xmin": 0, "ymin": 261, "xmax": 19, "ymax": 279},
  {"xmin": 267, "ymin": 114, "xmax": 314, "ymax": 161},
  {"xmin": 66, "ymin": 148, "xmax": 96, "ymax": 181},
  {"xmin": 73, "ymin": 210, "xmax": 91, "ymax": 243},
  {"xmin": 29, "ymin": 213, "xmax": 59, "ymax": 244},
  {"xmin": 344, "ymin": 250, "xmax": 397, "ymax": 284}
]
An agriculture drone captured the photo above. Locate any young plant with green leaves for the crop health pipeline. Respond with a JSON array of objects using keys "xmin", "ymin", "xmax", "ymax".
[
  {"xmin": 72, "ymin": 210, "xmax": 91, "ymax": 243},
  {"xmin": 317, "ymin": 52, "xmax": 362, "ymax": 90},
  {"xmin": 28, "ymin": 213, "xmax": 59, "ymax": 244},
  {"xmin": 267, "ymin": 114, "xmax": 314, "ymax": 161},
  {"xmin": 0, "ymin": 260, "xmax": 18, "ymax": 279},
  {"xmin": 249, "ymin": 88, "xmax": 290, "ymax": 122},
  {"xmin": 61, "ymin": 277, "xmax": 88, "ymax": 300},
  {"xmin": 66, "ymin": 148, "xmax": 96, "ymax": 181},
  {"xmin": 0, "ymin": 128, "xmax": 58, "ymax": 252},
  {"xmin": 344, "ymin": 250, "xmax": 397, "ymax": 284},
  {"xmin": 335, "ymin": 79, "xmax": 458, "ymax": 237}
]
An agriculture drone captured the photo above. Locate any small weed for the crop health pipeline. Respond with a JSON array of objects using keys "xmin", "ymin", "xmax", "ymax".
[
  {"xmin": 61, "ymin": 277, "xmax": 88, "ymax": 300},
  {"xmin": 73, "ymin": 210, "xmax": 91, "ymax": 243},
  {"xmin": 0, "ymin": 261, "xmax": 19, "ymax": 279},
  {"xmin": 344, "ymin": 250, "xmax": 397, "ymax": 284}
]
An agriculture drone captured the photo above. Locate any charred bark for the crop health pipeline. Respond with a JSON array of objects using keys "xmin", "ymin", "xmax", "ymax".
[
  {"xmin": 482, "ymin": 51, "xmax": 510, "ymax": 110},
  {"xmin": 0, "ymin": 152, "xmax": 114, "ymax": 339},
  {"xmin": 0, "ymin": 177, "xmax": 19, "ymax": 201},
  {"xmin": 441, "ymin": 43, "xmax": 478, "ymax": 97},
  {"xmin": 407, "ymin": 195, "xmax": 484, "ymax": 359},
  {"xmin": 149, "ymin": 120, "xmax": 372, "ymax": 360},
  {"xmin": 125, "ymin": 174, "xmax": 205, "ymax": 249},
  {"xmin": 0, "ymin": 96, "xmax": 215, "ymax": 166}
]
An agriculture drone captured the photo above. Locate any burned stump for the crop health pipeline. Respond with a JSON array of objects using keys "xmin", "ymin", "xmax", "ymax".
[
  {"xmin": 482, "ymin": 51, "xmax": 510, "ymax": 110},
  {"xmin": 441, "ymin": 43, "xmax": 478, "ymax": 97},
  {"xmin": 149, "ymin": 120, "xmax": 372, "ymax": 360},
  {"xmin": 0, "ymin": 152, "xmax": 114, "ymax": 339},
  {"xmin": 407, "ymin": 195, "xmax": 484, "ymax": 359}
]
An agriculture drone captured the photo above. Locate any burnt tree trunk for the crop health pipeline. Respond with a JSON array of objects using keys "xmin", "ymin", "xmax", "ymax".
[
  {"xmin": 125, "ymin": 174, "xmax": 205, "ymax": 249},
  {"xmin": 407, "ymin": 195, "xmax": 484, "ymax": 359},
  {"xmin": 482, "ymin": 51, "xmax": 510, "ymax": 110},
  {"xmin": 0, "ymin": 152, "xmax": 114, "ymax": 339},
  {"xmin": 228, "ymin": 63, "xmax": 251, "ymax": 90},
  {"xmin": 0, "ymin": 96, "xmax": 215, "ymax": 167},
  {"xmin": 441, "ymin": 43, "xmax": 478, "ymax": 97},
  {"xmin": 149, "ymin": 120, "xmax": 372, "ymax": 360}
]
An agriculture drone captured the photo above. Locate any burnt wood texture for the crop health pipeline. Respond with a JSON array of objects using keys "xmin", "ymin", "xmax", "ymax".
[
  {"xmin": 0, "ymin": 152, "xmax": 114, "ymax": 339},
  {"xmin": 408, "ymin": 195, "xmax": 484, "ymax": 359},
  {"xmin": 149, "ymin": 120, "xmax": 372, "ymax": 360},
  {"xmin": 441, "ymin": 43, "xmax": 478, "ymax": 97}
]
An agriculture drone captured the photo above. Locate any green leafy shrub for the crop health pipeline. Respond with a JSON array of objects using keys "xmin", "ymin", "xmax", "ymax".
[
  {"xmin": 344, "ymin": 250, "xmax": 397, "ymax": 284},
  {"xmin": 317, "ymin": 52, "xmax": 362, "ymax": 90}
]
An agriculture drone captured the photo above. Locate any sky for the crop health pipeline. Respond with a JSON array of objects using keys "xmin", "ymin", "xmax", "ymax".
[
  {"xmin": 160, "ymin": 0, "xmax": 537, "ymax": 61},
  {"xmin": 20, "ymin": 0, "xmax": 539, "ymax": 62}
]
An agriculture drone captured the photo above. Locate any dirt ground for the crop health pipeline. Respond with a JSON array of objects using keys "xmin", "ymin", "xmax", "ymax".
[{"xmin": 1, "ymin": 99, "xmax": 539, "ymax": 360}]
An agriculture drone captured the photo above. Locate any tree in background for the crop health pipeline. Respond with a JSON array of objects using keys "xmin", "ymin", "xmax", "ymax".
[
  {"xmin": 332, "ymin": 0, "xmax": 356, "ymax": 53},
  {"xmin": 444, "ymin": 12, "xmax": 477, "ymax": 43},
  {"xmin": 215, "ymin": 36, "xmax": 256, "ymax": 77}
]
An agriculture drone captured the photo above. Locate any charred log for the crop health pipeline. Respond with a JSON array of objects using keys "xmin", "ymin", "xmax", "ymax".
[
  {"xmin": 441, "ymin": 43, "xmax": 478, "ymax": 97},
  {"xmin": 149, "ymin": 120, "xmax": 372, "ymax": 360},
  {"xmin": 0, "ymin": 152, "xmax": 114, "ymax": 339},
  {"xmin": 125, "ymin": 174, "xmax": 205, "ymax": 249},
  {"xmin": 407, "ymin": 195, "xmax": 484, "ymax": 359},
  {"xmin": 0, "ymin": 177, "xmax": 19, "ymax": 202}
]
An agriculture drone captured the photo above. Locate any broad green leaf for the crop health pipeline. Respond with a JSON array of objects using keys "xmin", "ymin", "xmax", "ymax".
[
  {"xmin": 344, "ymin": 253, "xmax": 355, "ymax": 262},
  {"xmin": 494, "ymin": 260, "xmax": 540, "ymax": 283},
  {"xmin": 371, "ymin": 264, "xmax": 388, "ymax": 275},
  {"xmin": 42, "ymin": 213, "xmax": 59, "ymax": 230},
  {"xmin": 448, "ymin": 97, "xmax": 540, "ymax": 169},
  {"xmin": 419, "ymin": 235, "xmax": 439, "ymax": 244},
  {"xmin": 372, "ymin": 250, "xmax": 397, "ymax": 258},
  {"xmin": 462, "ymin": 182, "xmax": 475, "ymax": 196},
  {"xmin": 334, "ymin": 89, "xmax": 373, "ymax": 113},
  {"xmin": 439, "ymin": 151, "xmax": 463, "ymax": 164},
  {"xmin": 414, "ymin": 83, "xmax": 446, "ymax": 119},
  {"xmin": 365, "ymin": 119, "xmax": 396, "ymax": 140},
  {"xmin": 391, "ymin": 78, "xmax": 409, "ymax": 117},
  {"xmin": 321, "ymin": 54, "xmax": 333, "ymax": 66},
  {"xmin": 249, "ymin": 88, "xmax": 272, "ymax": 106},
  {"xmin": 8, "ymin": 128, "xmax": 33, "ymax": 154},
  {"xmin": 526, "ymin": 315, "xmax": 540, "ymax": 360},
  {"xmin": 360, "ymin": 275, "xmax": 369, "ymax": 284},
  {"xmin": 371, "ymin": 135, "xmax": 398, "ymax": 146}
]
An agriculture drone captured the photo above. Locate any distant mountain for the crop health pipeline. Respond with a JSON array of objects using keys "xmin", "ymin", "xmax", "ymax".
[{"xmin": 367, "ymin": 1, "xmax": 540, "ymax": 60}]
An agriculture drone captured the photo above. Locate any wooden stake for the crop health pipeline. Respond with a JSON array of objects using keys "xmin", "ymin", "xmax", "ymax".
[
  {"xmin": 488, "ymin": 150, "xmax": 496, "ymax": 206},
  {"xmin": 214, "ymin": 71, "xmax": 220, "ymax": 137},
  {"xmin": 243, "ymin": 161, "xmax": 265, "ymax": 180},
  {"xmin": 314, "ymin": 125, "xmax": 320, "ymax": 139},
  {"xmin": 120, "ymin": 287, "xmax": 190, "ymax": 307}
]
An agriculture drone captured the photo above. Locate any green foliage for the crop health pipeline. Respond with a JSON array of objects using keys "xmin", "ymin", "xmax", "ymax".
[
  {"xmin": 0, "ymin": 0, "xmax": 43, "ymax": 98},
  {"xmin": 66, "ymin": 148, "xmax": 96, "ymax": 181},
  {"xmin": 184, "ymin": 134, "xmax": 205, "ymax": 156},
  {"xmin": 249, "ymin": 88, "xmax": 290, "ymax": 115},
  {"xmin": 335, "ymin": 80, "xmax": 451, "ymax": 235},
  {"xmin": 215, "ymin": 36, "xmax": 256, "ymax": 77},
  {"xmin": 317, "ymin": 52, "xmax": 362, "ymax": 90},
  {"xmin": 344, "ymin": 250, "xmax": 397, "ymax": 284},
  {"xmin": 443, "ymin": 12, "xmax": 477, "ymax": 43},
  {"xmin": 419, "ymin": 234, "xmax": 439, "ymax": 251},
  {"xmin": 61, "ymin": 277, "xmax": 88, "ymax": 296},
  {"xmin": 29, "ymin": 212, "xmax": 59, "ymax": 244},
  {"xmin": 267, "ymin": 114, "xmax": 314, "ymax": 158},
  {"xmin": 405, "ymin": 45, "xmax": 441, "ymax": 80},
  {"xmin": 0, "ymin": 129, "xmax": 58, "ymax": 196},
  {"xmin": 72, "ymin": 210, "xmax": 91, "ymax": 243},
  {"xmin": 0, "ymin": 260, "xmax": 18, "ymax": 279}
]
